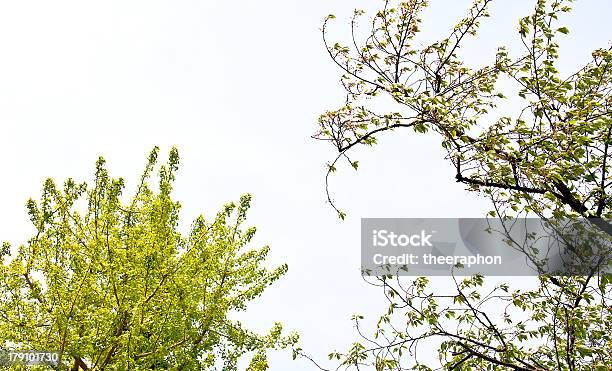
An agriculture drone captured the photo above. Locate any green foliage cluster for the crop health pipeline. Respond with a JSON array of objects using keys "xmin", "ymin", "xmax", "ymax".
[
  {"xmin": 316, "ymin": 0, "xmax": 611, "ymax": 223},
  {"xmin": 0, "ymin": 148, "xmax": 294, "ymax": 370}
]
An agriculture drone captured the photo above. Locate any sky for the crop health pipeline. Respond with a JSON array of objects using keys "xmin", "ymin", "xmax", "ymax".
[{"xmin": 0, "ymin": 0, "xmax": 610, "ymax": 369}]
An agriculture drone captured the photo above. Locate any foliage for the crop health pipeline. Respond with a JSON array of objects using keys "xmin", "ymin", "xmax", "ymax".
[
  {"xmin": 311, "ymin": 0, "xmax": 611, "ymax": 369},
  {"xmin": 321, "ymin": 274, "xmax": 610, "ymax": 370},
  {"xmin": 0, "ymin": 147, "xmax": 294, "ymax": 370},
  {"xmin": 315, "ymin": 0, "xmax": 611, "ymax": 223}
]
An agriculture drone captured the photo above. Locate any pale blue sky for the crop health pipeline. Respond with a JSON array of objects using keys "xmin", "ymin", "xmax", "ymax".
[{"xmin": 0, "ymin": 1, "xmax": 610, "ymax": 369}]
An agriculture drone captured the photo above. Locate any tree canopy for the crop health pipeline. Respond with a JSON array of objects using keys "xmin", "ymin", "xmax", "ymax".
[
  {"xmin": 309, "ymin": 0, "xmax": 612, "ymax": 369},
  {"xmin": 0, "ymin": 147, "xmax": 293, "ymax": 370}
]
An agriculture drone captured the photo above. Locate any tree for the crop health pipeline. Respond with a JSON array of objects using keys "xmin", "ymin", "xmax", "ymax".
[
  {"xmin": 309, "ymin": 0, "xmax": 611, "ymax": 369},
  {"xmin": 0, "ymin": 147, "xmax": 294, "ymax": 370}
]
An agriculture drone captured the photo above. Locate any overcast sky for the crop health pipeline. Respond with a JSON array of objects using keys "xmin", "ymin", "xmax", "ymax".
[{"xmin": 0, "ymin": 0, "xmax": 610, "ymax": 369}]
